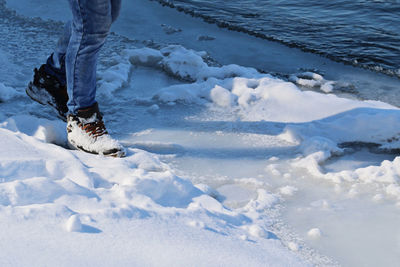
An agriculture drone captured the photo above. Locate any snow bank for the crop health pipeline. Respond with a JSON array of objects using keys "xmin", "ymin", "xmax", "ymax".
[
  {"xmin": 104, "ymin": 45, "xmax": 393, "ymax": 123},
  {"xmin": 96, "ymin": 45, "xmax": 400, "ymax": 201},
  {"xmin": 1, "ymin": 115, "xmax": 67, "ymax": 145},
  {"xmin": 0, "ymin": 112, "xmax": 302, "ymax": 265},
  {"xmin": 1, "ymin": 119, "xmax": 201, "ymax": 214},
  {"xmin": 284, "ymin": 108, "xmax": 400, "ymax": 192}
]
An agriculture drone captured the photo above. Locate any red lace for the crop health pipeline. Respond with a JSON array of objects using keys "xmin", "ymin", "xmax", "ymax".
[{"xmin": 79, "ymin": 120, "xmax": 108, "ymax": 138}]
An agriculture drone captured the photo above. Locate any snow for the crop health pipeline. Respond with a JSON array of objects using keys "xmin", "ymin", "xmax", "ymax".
[
  {"xmin": 0, "ymin": 116, "xmax": 302, "ymax": 266},
  {"xmin": 279, "ymin": 185, "xmax": 298, "ymax": 196},
  {"xmin": 65, "ymin": 214, "xmax": 82, "ymax": 232},
  {"xmin": 0, "ymin": 82, "xmax": 20, "ymax": 102},
  {"xmin": 2, "ymin": 0, "xmax": 400, "ymax": 266},
  {"xmin": 307, "ymin": 228, "xmax": 322, "ymax": 239},
  {"xmin": 288, "ymin": 241, "xmax": 300, "ymax": 252}
]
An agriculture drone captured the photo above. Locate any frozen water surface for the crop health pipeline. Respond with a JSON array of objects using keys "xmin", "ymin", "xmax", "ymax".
[
  {"xmin": 282, "ymin": 175, "xmax": 400, "ymax": 267},
  {"xmin": 323, "ymin": 146, "xmax": 397, "ymax": 173},
  {"xmin": 116, "ymin": 65, "xmax": 400, "ymax": 266}
]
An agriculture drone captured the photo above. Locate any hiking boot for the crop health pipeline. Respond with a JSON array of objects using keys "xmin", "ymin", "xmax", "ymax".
[
  {"xmin": 26, "ymin": 56, "xmax": 69, "ymax": 120},
  {"xmin": 67, "ymin": 103, "xmax": 126, "ymax": 157}
]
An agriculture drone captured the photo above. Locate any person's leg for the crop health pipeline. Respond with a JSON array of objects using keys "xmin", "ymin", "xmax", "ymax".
[
  {"xmin": 50, "ymin": 21, "xmax": 72, "ymax": 70},
  {"xmin": 65, "ymin": 0, "xmax": 125, "ymax": 157},
  {"xmin": 66, "ymin": 0, "xmax": 114, "ymax": 114},
  {"xmin": 28, "ymin": 0, "xmax": 122, "ymax": 116},
  {"xmin": 50, "ymin": 0, "xmax": 121, "ymax": 83},
  {"xmin": 27, "ymin": 0, "xmax": 125, "ymax": 156},
  {"xmin": 41, "ymin": 21, "xmax": 71, "ymax": 87},
  {"xmin": 25, "ymin": 21, "xmax": 71, "ymax": 118},
  {"xmin": 41, "ymin": 0, "xmax": 121, "ymax": 93}
]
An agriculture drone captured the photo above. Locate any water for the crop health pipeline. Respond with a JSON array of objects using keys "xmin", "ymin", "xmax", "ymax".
[{"xmin": 156, "ymin": 0, "xmax": 400, "ymax": 78}]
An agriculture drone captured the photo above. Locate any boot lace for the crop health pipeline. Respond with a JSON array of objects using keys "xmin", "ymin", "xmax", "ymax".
[{"xmin": 79, "ymin": 120, "xmax": 108, "ymax": 138}]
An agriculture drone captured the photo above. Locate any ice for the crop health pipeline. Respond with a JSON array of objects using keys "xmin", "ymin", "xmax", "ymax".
[
  {"xmin": 217, "ymin": 184, "xmax": 256, "ymax": 208},
  {"xmin": 282, "ymin": 179, "xmax": 400, "ymax": 266},
  {"xmin": 289, "ymin": 72, "xmax": 338, "ymax": 94}
]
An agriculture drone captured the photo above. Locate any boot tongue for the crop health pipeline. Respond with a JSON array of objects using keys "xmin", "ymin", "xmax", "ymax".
[{"xmin": 76, "ymin": 103, "xmax": 102, "ymax": 123}]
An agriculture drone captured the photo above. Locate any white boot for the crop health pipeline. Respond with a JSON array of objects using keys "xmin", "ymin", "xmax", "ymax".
[{"xmin": 67, "ymin": 103, "xmax": 125, "ymax": 157}]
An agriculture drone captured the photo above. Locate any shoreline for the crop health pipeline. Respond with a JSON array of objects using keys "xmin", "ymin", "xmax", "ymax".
[
  {"xmin": 151, "ymin": 0, "xmax": 400, "ymax": 80},
  {"xmin": 5, "ymin": 0, "xmax": 400, "ymax": 107}
]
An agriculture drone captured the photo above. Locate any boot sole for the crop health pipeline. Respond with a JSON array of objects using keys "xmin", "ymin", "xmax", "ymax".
[
  {"xmin": 67, "ymin": 140, "xmax": 126, "ymax": 158},
  {"xmin": 26, "ymin": 83, "xmax": 67, "ymax": 122}
]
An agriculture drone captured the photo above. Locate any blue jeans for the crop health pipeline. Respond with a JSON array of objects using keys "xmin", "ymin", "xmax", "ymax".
[{"xmin": 49, "ymin": 0, "xmax": 121, "ymax": 114}]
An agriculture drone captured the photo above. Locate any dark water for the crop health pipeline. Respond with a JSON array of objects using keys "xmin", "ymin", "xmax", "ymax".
[{"xmin": 155, "ymin": 0, "xmax": 400, "ymax": 77}]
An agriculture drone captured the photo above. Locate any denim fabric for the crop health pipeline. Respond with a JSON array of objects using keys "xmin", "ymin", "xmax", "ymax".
[
  {"xmin": 45, "ymin": 54, "xmax": 66, "ymax": 87},
  {"xmin": 49, "ymin": 0, "xmax": 121, "ymax": 114}
]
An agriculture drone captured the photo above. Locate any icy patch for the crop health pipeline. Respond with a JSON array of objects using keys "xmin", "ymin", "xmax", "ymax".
[
  {"xmin": 290, "ymin": 72, "xmax": 324, "ymax": 87},
  {"xmin": 289, "ymin": 71, "xmax": 353, "ymax": 94},
  {"xmin": 217, "ymin": 184, "xmax": 256, "ymax": 208}
]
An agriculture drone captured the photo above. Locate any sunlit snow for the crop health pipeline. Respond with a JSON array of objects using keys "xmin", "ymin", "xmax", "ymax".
[{"xmin": 1, "ymin": 0, "xmax": 400, "ymax": 266}]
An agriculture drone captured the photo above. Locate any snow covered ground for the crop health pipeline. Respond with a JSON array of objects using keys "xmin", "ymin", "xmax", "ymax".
[{"xmin": 2, "ymin": 0, "xmax": 400, "ymax": 266}]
